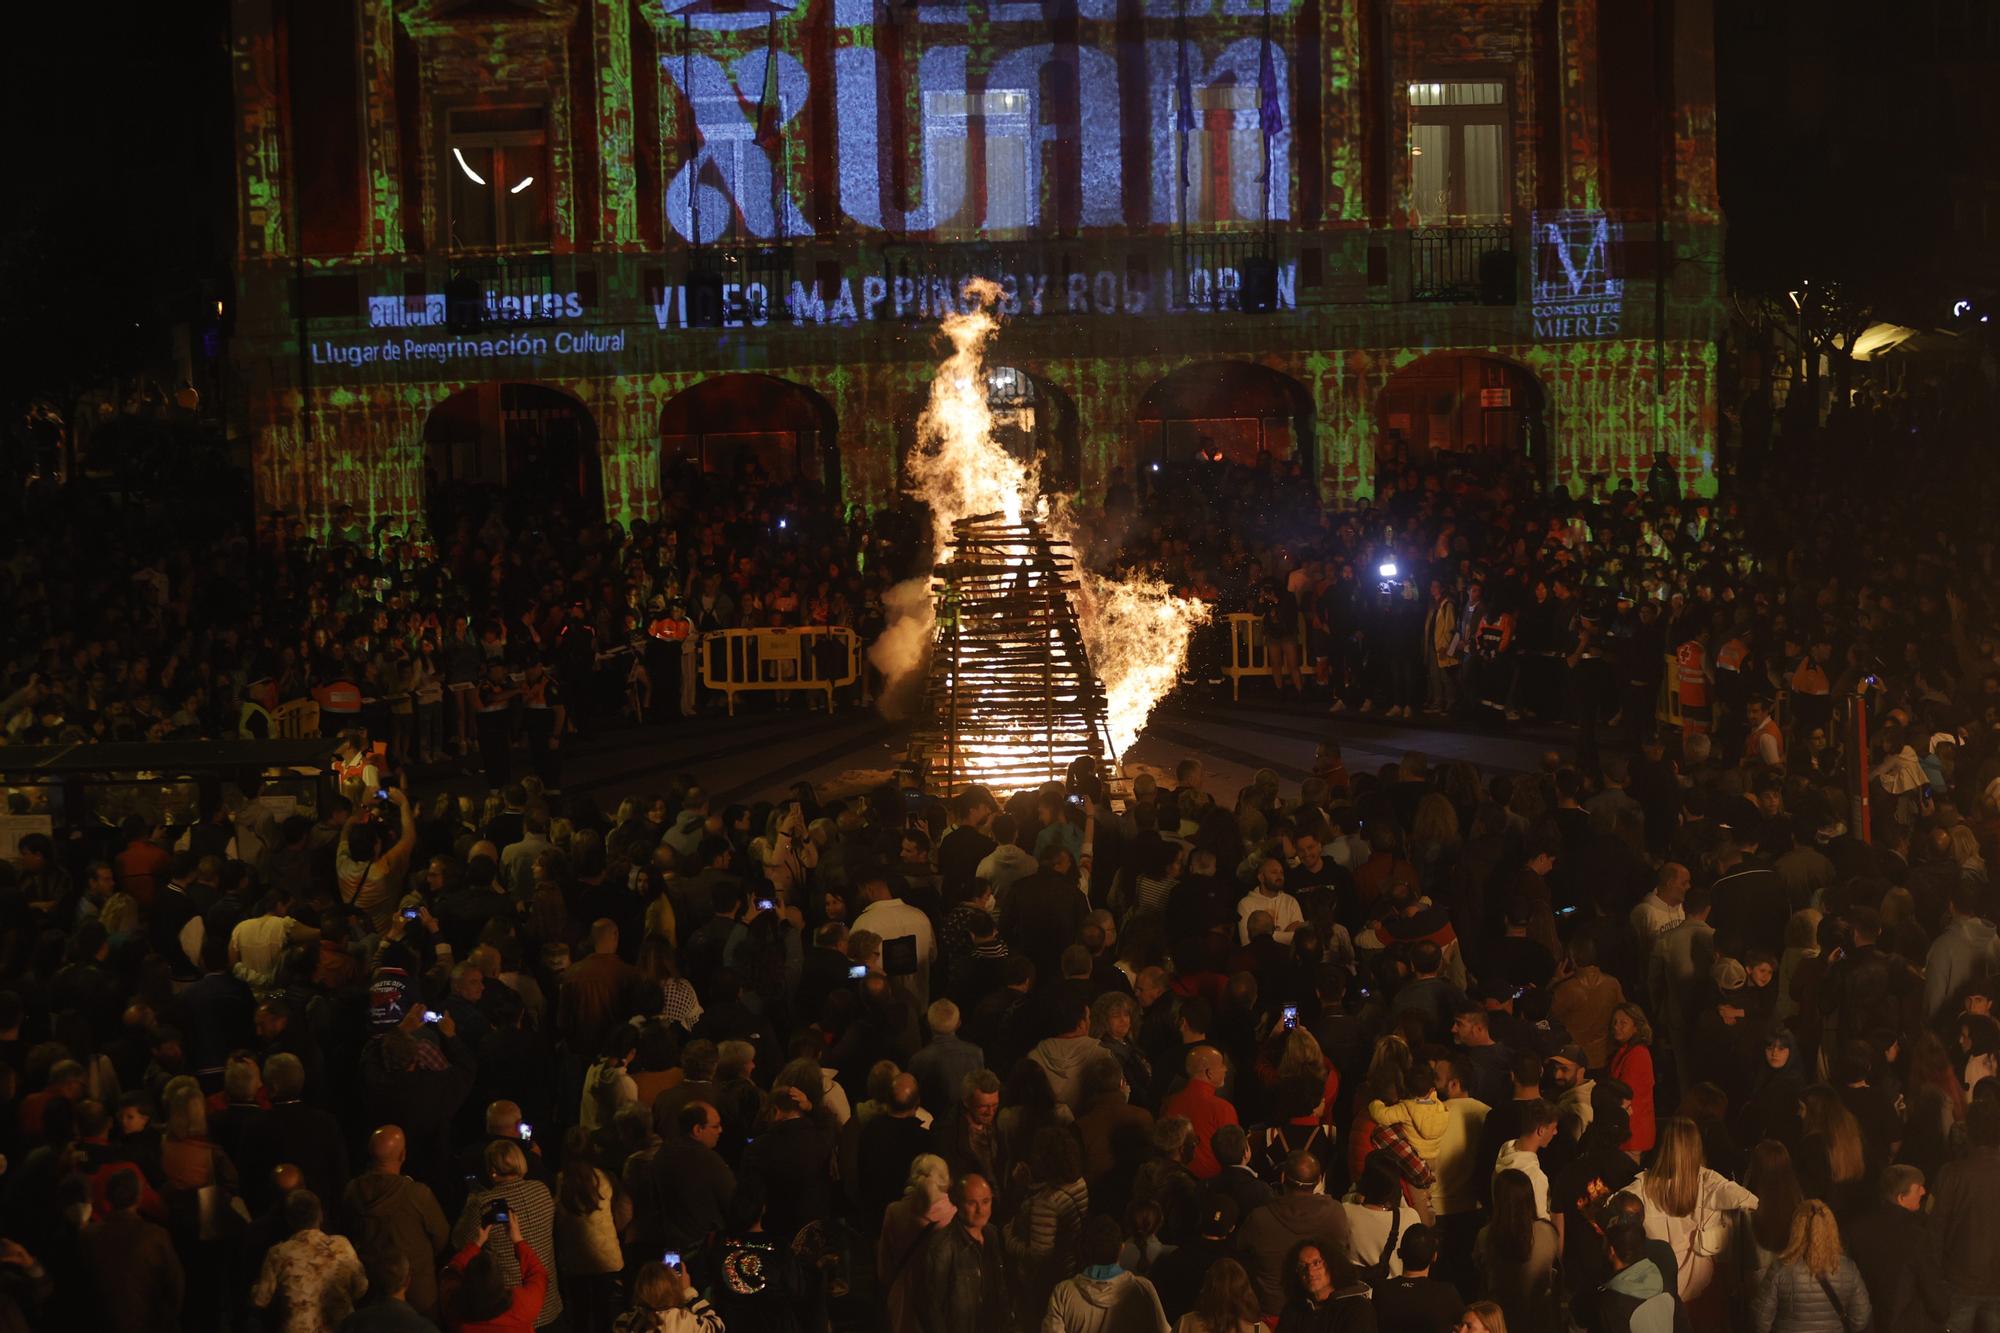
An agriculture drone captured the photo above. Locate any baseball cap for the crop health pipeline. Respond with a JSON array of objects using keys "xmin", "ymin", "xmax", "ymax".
[{"xmin": 1547, "ymin": 1044, "xmax": 1587, "ymax": 1070}]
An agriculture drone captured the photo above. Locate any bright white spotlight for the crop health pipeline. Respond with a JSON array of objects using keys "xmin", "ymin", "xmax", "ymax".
[
  {"xmin": 1378, "ymin": 561, "xmax": 1397, "ymax": 579},
  {"xmin": 451, "ymin": 147, "xmax": 486, "ymax": 185},
  {"xmin": 509, "ymin": 176, "xmax": 535, "ymax": 194}
]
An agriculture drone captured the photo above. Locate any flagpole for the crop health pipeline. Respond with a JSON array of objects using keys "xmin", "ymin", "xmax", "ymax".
[
  {"xmin": 685, "ymin": 14, "xmax": 698, "ymax": 248},
  {"xmin": 1261, "ymin": 0, "xmax": 1273, "ymax": 242}
]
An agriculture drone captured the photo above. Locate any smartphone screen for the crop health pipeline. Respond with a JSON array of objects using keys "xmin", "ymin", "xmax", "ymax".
[{"xmin": 1281, "ymin": 1005, "xmax": 1298, "ymax": 1029}]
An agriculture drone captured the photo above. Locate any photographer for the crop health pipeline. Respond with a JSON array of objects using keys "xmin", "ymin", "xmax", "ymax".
[{"xmin": 451, "ymin": 1140, "xmax": 562, "ymax": 1330}]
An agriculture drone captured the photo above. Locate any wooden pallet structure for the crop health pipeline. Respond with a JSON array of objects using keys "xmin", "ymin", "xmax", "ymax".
[{"xmin": 908, "ymin": 513, "xmax": 1114, "ymax": 796}]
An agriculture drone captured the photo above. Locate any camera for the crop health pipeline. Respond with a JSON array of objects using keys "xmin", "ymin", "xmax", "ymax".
[
  {"xmin": 1281, "ymin": 1006, "xmax": 1298, "ymax": 1030},
  {"xmin": 756, "ymin": 897, "xmax": 775, "ymax": 912},
  {"xmin": 518, "ymin": 1123, "xmax": 533, "ymax": 1143},
  {"xmin": 480, "ymin": 1199, "xmax": 511, "ymax": 1228},
  {"xmin": 402, "ymin": 908, "xmax": 420, "ymax": 921},
  {"xmin": 421, "ymin": 1009, "xmax": 442, "ymax": 1024},
  {"xmin": 848, "ymin": 964, "xmax": 869, "ymax": 980},
  {"xmin": 662, "ymin": 1251, "xmax": 683, "ymax": 1269}
]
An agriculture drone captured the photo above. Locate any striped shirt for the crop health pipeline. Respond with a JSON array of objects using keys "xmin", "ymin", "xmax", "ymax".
[{"xmin": 455, "ymin": 1178, "xmax": 563, "ymax": 1327}]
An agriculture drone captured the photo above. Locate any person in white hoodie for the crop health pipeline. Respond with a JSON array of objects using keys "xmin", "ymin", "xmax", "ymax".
[
  {"xmin": 1491, "ymin": 1099, "xmax": 1559, "ymax": 1219},
  {"xmin": 977, "ymin": 815, "xmax": 1041, "ymax": 905},
  {"xmin": 1043, "ymin": 1215, "xmax": 1171, "ymax": 1333},
  {"xmin": 1031, "ymin": 993, "xmax": 1111, "ymax": 1115}
]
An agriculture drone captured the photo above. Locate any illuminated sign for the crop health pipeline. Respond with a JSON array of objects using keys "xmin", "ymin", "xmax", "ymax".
[
  {"xmin": 648, "ymin": 262, "xmax": 1296, "ymax": 329},
  {"xmin": 310, "ymin": 329, "xmax": 628, "ymax": 367},
  {"xmin": 1530, "ymin": 211, "xmax": 1624, "ymax": 340},
  {"xmin": 367, "ymin": 291, "xmax": 587, "ymax": 329}
]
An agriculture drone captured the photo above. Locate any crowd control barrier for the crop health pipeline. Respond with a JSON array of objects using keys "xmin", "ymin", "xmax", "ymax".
[{"xmin": 698, "ymin": 626, "xmax": 862, "ymax": 715}]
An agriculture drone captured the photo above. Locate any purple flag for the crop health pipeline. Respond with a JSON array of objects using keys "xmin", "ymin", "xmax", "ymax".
[{"xmin": 1258, "ymin": 36, "xmax": 1284, "ymax": 140}]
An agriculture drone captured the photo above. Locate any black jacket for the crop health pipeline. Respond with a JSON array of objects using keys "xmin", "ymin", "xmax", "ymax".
[
  {"xmin": 738, "ymin": 1115, "xmax": 834, "ymax": 1241},
  {"xmin": 238, "ymin": 1100, "xmax": 349, "ymax": 1216},
  {"xmin": 1845, "ymin": 1204, "xmax": 1949, "ymax": 1331},
  {"xmin": 627, "ymin": 1136, "xmax": 735, "ymax": 1253}
]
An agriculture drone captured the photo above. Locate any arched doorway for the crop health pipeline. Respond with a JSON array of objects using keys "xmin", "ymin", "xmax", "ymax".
[
  {"xmin": 986, "ymin": 366, "xmax": 1080, "ymax": 493},
  {"xmin": 1135, "ymin": 362, "xmax": 1314, "ymax": 475},
  {"xmin": 658, "ymin": 374, "xmax": 839, "ymax": 492},
  {"xmin": 1375, "ymin": 352, "xmax": 1546, "ymax": 480},
  {"xmin": 421, "ymin": 382, "xmax": 601, "ymax": 522}
]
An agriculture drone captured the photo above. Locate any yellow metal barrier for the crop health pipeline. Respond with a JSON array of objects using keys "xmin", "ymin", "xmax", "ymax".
[
  {"xmin": 698, "ymin": 626, "xmax": 862, "ymax": 716},
  {"xmin": 1225, "ymin": 613, "xmax": 1272, "ymax": 701},
  {"xmin": 272, "ymin": 699, "xmax": 321, "ymax": 739}
]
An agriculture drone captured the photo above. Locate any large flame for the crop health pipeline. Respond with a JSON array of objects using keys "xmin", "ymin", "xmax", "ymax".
[
  {"xmin": 895, "ymin": 277, "xmax": 1210, "ymax": 776},
  {"xmin": 905, "ymin": 278, "xmax": 1033, "ymax": 557}
]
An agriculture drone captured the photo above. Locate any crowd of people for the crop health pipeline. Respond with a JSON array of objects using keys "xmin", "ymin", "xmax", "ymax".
[
  {"xmin": 9, "ymin": 382, "xmax": 2000, "ymax": 1333},
  {"xmin": 2, "ymin": 692, "xmax": 2000, "ymax": 1333}
]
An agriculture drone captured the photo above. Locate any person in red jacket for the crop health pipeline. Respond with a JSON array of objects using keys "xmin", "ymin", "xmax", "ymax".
[
  {"xmin": 1163, "ymin": 1045, "xmax": 1239, "ymax": 1179},
  {"xmin": 447, "ymin": 1210, "xmax": 548, "ymax": 1333}
]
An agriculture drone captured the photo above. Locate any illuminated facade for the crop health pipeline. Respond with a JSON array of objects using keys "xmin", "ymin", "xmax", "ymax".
[{"xmin": 229, "ymin": 0, "xmax": 1723, "ymax": 533}]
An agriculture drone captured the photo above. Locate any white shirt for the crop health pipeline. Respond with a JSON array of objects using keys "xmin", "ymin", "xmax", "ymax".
[
  {"xmin": 1630, "ymin": 892, "xmax": 1685, "ymax": 951},
  {"xmin": 1494, "ymin": 1138, "xmax": 1550, "ymax": 1218},
  {"xmin": 1237, "ymin": 888, "xmax": 1304, "ymax": 945},
  {"xmin": 230, "ymin": 913, "xmax": 305, "ymax": 988},
  {"xmin": 854, "ymin": 897, "xmax": 937, "ymax": 1006},
  {"xmin": 1339, "ymin": 1200, "xmax": 1421, "ymax": 1276}
]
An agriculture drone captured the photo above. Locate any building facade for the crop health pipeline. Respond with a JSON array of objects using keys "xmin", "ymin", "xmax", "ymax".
[{"xmin": 229, "ymin": 0, "xmax": 1723, "ymax": 534}]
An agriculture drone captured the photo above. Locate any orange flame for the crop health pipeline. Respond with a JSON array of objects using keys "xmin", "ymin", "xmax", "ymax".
[{"xmin": 901, "ymin": 278, "xmax": 1210, "ymax": 771}]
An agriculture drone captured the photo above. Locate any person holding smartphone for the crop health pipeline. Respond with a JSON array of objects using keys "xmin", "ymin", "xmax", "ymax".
[
  {"xmin": 444, "ymin": 1203, "xmax": 548, "ymax": 1333},
  {"xmin": 612, "ymin": 1256, "xmax": 724, "ymax": 1333}
]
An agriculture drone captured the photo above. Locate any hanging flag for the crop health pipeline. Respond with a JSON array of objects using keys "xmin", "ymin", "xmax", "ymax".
[
  {"xmin": 1174, "ymin": 5, "xmax": 1195, "ymax": 193},
  {"xmin": 1258, "ymin": 25, "xmax": 1284, "ymax": 141},
  {"xmin": 753, "ymin": 15, "xmax": 783, "ymax": 152}
]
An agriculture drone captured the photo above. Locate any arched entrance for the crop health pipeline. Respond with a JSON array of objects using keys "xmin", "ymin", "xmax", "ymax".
[
  {"xmin": 1135, "ymin": 362, "xmax": 1314, "ymax": 475},
  {"xmin": 658, "ymin": 374, "xmax": 839, "ymax": 491},
  {"xmin": 986, "ymin": 366, "xmax": 1080, "ymax": 493},
  {"xmin": 421, "ymin": 382, "xmax": 601, "ymax": 522},
  {"xmin": 1375, "ymin": 352, "xmax": 1546, "ymax": 479}
]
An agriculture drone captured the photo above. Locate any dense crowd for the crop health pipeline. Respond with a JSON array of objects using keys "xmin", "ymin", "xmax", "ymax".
[
  {"xmin": 0, "ymin": 698, "xmax": 1999, "ymax": 1333},
  {"xmin": 7, "ymin": 384, "xmax": 2000, "ymax": 1333}
]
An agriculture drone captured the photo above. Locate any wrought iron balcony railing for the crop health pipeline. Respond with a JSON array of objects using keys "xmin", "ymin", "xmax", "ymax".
[{"xmin": 1410, "ymin": 224, "xmax": 1515, "ymax": 304}]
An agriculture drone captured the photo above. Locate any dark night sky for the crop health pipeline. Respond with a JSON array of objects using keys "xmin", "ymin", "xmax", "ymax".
[{"xmin": 2, "ymin": 1, "xmax": 233, "ymax": 412}]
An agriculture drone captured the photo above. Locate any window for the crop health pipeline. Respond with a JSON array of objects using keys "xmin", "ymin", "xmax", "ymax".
[
  {"xmin": 923, "ymin": 89, "xmax": 1034, "ymax": 236},
  {"xmin": 1169, "ymin": 83, "xmax": 1265, "ymax": 227},
  {"xmin": 445, "ymin": 106, "xmax": 551, "ymax": 252},
  {"xmin": 1408, "ymin": 79, "xmax": 1509, "ymax": 225}
]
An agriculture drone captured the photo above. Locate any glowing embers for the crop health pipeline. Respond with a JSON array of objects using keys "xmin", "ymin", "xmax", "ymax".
[{"xmin": 910, "ymin": 515, "xmax": 1113, "ymax": 797}]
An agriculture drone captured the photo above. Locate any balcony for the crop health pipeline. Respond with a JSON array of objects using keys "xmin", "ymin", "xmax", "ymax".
[
  {"xmin": 1409, "ymin": 224, "xmax": 1515, "ymax": 304},
  {"xmin": 443, "ymin": 254, "xmax": 563, "ymax": 331}
]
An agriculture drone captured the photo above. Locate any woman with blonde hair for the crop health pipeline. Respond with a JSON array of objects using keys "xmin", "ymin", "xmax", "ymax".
[
  {"xmin": 1456, "ymin": 1300, "xmax": 1508, "ymax": 1333},
  {"xmin": 1796, "ymin": 1086, "xmax": 1868, "ymax": 1220},
  {"xmin": 1176, "ymin": 1257, "xmax": 1262, "ymax": 1333},
  {"xmin": 1410, "ymin": 793, "xmax": 1462, "ymax": 892},
  {"xmin": 1629, "ymin": 1117, "xmax": 1759, "ymax": 1313},
  {"xmin": 1748, "ymin": 1199, "xmax": 1870, "ymax": 1333},
  {"xmin": 612, "ymin": 1260, "xmax": 724, "ymax": 1333},
  {"xmin": 1605, "ymin": 1003, "xmax": 1657, "ymax": 1153},
  {"xmin": 1951, "ymin": 821, "xmax": 1988, "ymax": 880},
  {"xmin": 878, "ymin": 1153, "xmax": 954, "ymax": 1333}
]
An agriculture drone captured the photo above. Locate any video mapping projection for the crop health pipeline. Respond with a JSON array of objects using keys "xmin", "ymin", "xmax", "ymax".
[
  {"xmin": 662, "ymin": 0, "xmax": 1294, "ymax": 244},
  {"xmin": 1529, "ymin": 210, "xmax": 1625, "ymax": 340}
]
